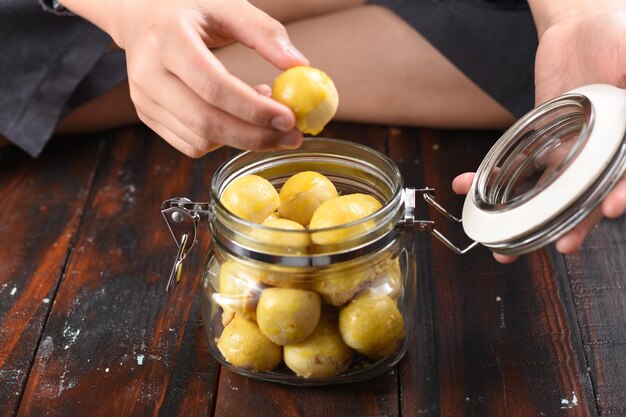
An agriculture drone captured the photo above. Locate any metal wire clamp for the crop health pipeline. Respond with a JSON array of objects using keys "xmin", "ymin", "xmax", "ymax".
[
  {"xmin": 161, "ymin": 198, "xmax": 210, "ymax": 291},
  {"xmin": 399, "ymin": 188, "xmax": 478, "ymax": 255}
]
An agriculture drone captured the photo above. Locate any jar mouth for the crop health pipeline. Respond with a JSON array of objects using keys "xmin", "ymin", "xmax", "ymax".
[
  {"xmin": 210, "ymin": 138, "xmax": 404, "ymax": 263},
  {"xmin": 473, "ymin": 94, "xmax": 592, "ymax": 212}
]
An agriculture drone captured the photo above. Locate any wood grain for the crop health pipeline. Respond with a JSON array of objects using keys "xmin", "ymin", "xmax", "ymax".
[
  {"xmin": 390, "ymin": 128, "xmax": 598, "ymax": 417},
  {"xmin": 0, "ymin": 138, "xmax": 102, "ymax": 417},
  {"xmin": 1, "ymin": 122, "xmax": 624, "ymax": 417},
  {"xmin": 158, "ymin": 299, "xmax": 217, "ymax": 417},
  {"xmin": 564, "ymin": 218, "xmax": 626, "ymax": 416},
  {"xmin": 15, "ymin": 129, "xmax": 222, "ymax": 417}
]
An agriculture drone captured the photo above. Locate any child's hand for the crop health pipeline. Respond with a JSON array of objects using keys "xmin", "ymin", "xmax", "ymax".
[
  {"xmin": 62, "ymin": 0, "xmax": 309, "ymax": 157},
  {"xmin": 533, "ymin": 3, "xmax": 626, "ymax": 107},
  {"xmin": 452, "ymin": 172, "xmax": 626, "ymax": 263}
]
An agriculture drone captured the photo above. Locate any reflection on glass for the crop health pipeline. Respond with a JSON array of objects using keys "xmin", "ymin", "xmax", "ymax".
[{"xmin": 477, "ymin": 96, "xmax": 592, "ymax": 211}]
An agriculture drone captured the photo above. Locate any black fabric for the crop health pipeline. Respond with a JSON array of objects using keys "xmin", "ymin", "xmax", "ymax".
[
  {"xmin": 479, "ymin": 0, "xmax": 530, "ymax": 10},
  {"xmin": 62, "ymin": 49, "xmax": 127, "ymax": 118},
  {"xmin": 0, "ymin": 1, "xmax": 126, "ymax": 157},
  {"xmin": 367, "ymin": 0, "xmax": 538, "ymax": 118}
]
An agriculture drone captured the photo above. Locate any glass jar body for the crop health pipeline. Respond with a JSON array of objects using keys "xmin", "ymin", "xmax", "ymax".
[{"xmin": 198, "ymin": 138, "xmax": 417, "ymax": 385}]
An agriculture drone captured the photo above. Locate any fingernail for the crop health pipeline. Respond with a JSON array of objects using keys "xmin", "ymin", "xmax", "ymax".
[
  {"xmin": 254, "ymin": 84, "xmax": 272, "ymax": 97},
  {"xmin": 286, "ymin": 44, "xmax": 306, "ymax": 60},
  {"xmin": 279, "ymin": 38, "xmax": 307, "ymax": 61},
  {"xmin": 271, "ymin": 115, "xmax": 293, "ymax": 131},
  {"xmin": 278, "ymin": 131, "xmax": 302, "ymax": 149}
]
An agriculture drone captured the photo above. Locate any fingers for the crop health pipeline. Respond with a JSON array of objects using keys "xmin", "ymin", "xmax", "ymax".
[
  {"xmin": 452, "ymin": 172, "xmax": 475, "ymax": 195},
  {"xmin": 128, "ymin": 33, "xmax": 304, "ymax": 157},
  {"xmin": 215, "ymin": 0, "xmax": 310, "ymax": 69},
  {"xmin": 555, "ymin": 208, "xmax": 604, "ymax": 253},
  {"xmin": 135, "ymin": 69, "xmax": 302, "ymax": 150},
  {"xmin": 493, "ymin": 252, "xmax": 518, "ymax": 264},
  {"xmin": 135, "ymin": 90, "xmax": 303, "ymax": 157},
  {"xmin": 137, "ymin": 110, "xmax": 221, "ymax": 157},
  {"xmin": 254, "ymin": 84, "xmax": 273, "ymax": 97},
  {"xmin": 450, "ymin": 172, "xmax": 517, "ymax": 263},
  {"xmin": 602, "ymin": 176, "xmax": 626, "ymax": 218},
  {"xmin": 159, "ymin": 27, "xmax": 298, "ymax": 133},
  {"xmin": 555, "ymin": 176, "xmax": 626, "ymax": 253}
]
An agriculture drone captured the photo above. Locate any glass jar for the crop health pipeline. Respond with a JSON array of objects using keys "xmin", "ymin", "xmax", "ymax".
[
  {"xmin": 161, "ymin": 84, "xmax": 626, "ymax": 385},
  {"xmin": 197, "ymin": 138, "xmax": 416, "ymax": 385}
]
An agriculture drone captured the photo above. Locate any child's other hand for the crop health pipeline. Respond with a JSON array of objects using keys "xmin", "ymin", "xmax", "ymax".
[{"xmin": 533, "ymin": 3, "xmax": 626, "ymax": 107}]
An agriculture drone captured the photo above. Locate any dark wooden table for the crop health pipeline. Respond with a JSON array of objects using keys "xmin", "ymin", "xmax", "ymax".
[{"xmin": 1, "ymin": 122, "xmax": 624, "ymax": 417}]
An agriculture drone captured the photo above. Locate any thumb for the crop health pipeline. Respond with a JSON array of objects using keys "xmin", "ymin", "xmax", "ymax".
[
  {"xmin": 451, "ymin": 172, "xmax": 476, "ymax": 195},
  {"xmin": 219, "ymin": 1, "xmax": 310, "ymax": 70}
]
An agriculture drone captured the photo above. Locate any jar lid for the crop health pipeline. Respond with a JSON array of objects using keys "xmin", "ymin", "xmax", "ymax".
[{"xmin": 462, "ymin": 84, "xmax": 626, "ymax": 254}]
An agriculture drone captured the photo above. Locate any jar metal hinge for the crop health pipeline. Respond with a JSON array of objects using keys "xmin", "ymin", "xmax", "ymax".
[
  {"xmin": 161, "ymin": 198, "xmax": 211, "ymax": 291},
  {"xmin": 400, "ymin": 188, "xmax": 478, "ymax": 255}
]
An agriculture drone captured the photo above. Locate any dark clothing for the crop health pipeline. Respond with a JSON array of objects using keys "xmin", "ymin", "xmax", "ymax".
[
  {"xmin": 367, "ymin": 0, "xmax": 538, "ymax": 118},
  {"xmin": 0, "ymin": 1, "xmax": 126, "ymax": 157}
]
